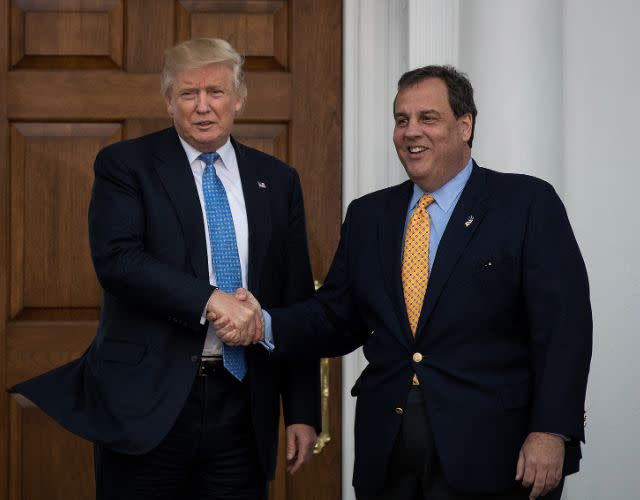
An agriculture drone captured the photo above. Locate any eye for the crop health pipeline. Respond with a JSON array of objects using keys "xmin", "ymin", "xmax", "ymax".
[
  {"xmin": 180, "ymin": 91, "xmax": 195, "ymax": 100},
  {"xmin": 395, "ymin": 117, "xmax": 408, "ymax": 127}
]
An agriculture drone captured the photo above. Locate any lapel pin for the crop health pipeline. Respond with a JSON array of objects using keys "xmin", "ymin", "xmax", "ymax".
[
  {"xmin": 257, "ymin": 181, "xmax": 267, "ymax": 189},
  {"xmin": 464, "ymin": 215, "xmax": 474, "ymax": 227}
]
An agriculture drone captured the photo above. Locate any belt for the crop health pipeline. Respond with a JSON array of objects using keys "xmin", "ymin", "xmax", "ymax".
[{"xmin": 197, "ymin": 356, "xmax": 224, "ymax": 376}]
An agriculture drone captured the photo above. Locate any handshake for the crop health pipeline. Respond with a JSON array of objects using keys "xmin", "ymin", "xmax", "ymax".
[{"xmin": 205, "ymin": 288, "xmax": 265, "ymax": 346}]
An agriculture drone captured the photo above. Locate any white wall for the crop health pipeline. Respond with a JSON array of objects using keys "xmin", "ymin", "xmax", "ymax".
[
  {"xmin": 561, "ymin": 1, "xmax": 640, "ymax": 498},
  {"xmin": 342, "ymin": 1, "xmax": 640, "ymax": 499}
]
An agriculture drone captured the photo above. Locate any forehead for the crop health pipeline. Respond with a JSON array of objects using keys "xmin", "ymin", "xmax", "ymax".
[
  {"xmin": 173, "ymin": 63, "xmax": 234, "ymax": 88},
  {"xmin": 394, "ymin": 77, "xmax": 451, "ymax": 114}
]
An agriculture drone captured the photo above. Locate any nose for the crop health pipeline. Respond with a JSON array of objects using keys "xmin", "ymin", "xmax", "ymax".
[
  {"xmin": 195, "ymin": 90, "xmax": 210, "ymax": 113},
  {"xmin": 403, "ymin": 118, "xmax": 421, "ymax": 138}
]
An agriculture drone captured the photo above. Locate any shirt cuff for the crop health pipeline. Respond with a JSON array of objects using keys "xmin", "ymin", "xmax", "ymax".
[
  {"xmin": 259, "ymin": 309, "xmax": 275, "ymax": 351},
  {"xmin": 200, "ymin": 302, "xmax": 207, "ymax": 325},
  {"xmin": 546, "ymin": 432, "xmax": 570, "ymax": 442},
  {"xmin": 201, "ymin": 287, "xmax": 217, "ymax": 325}
]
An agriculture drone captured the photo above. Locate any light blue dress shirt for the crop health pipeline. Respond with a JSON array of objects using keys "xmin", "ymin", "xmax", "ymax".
[
  {"xmin": 262, "ymin": 158, "xmax": 474, "ymax": 348},
  {"xmin": 405, "ymin": 158, "xmax": 473, "ymax": 271}
]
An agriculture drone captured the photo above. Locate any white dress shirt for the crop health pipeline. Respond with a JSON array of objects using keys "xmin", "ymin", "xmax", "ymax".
[{"xmin": 178, "ymin": 136, "xmax": 248, "ymax": 355}]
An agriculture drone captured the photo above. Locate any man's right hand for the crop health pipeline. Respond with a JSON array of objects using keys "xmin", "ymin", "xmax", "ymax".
[{"xmin": 206, "ymin": 289, "xmax": 263, "ymax": 346}]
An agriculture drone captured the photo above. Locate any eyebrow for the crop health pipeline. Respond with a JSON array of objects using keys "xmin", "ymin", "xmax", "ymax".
[
  {"xmin": 394, "ymin": 108, "xmax": 442, "ymax": 118},
  {"xmin": 419, "ymin": 109, "xmax": 441, "ymax": 116}
]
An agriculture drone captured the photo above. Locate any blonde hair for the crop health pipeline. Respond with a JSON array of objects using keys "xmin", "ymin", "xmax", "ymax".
[{"xmin": 161, "ymin": 38, "xmax": 247, "ymax": 102}]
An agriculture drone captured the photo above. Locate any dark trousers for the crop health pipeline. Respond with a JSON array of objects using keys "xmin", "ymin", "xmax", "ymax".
[
  {"xmin": 358, "ymin": 387, "xmax": 564, "ymax": 500},
  {"xmin": 95, "ymin": 368, "xmax": 266, "ymax": 500}
]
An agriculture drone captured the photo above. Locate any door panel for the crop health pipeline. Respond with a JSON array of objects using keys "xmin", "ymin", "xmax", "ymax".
[{"xmin": 0, "ymin": 1, "xmax": 342, "ymax": 499}]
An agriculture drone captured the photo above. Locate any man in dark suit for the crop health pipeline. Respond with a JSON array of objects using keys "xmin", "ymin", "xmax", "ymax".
[
  {"xmin": 216, "ymin": 65, "xmax": 592, "ymax": 500},
  {"xmin": 12, "ymin": 38, "xmax": 319, "ymax": 500}
]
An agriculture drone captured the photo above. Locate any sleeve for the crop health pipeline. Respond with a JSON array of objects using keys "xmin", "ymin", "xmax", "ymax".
[
  {"xmin": 270, "ymin": 202, "xmax": 370, "ymax": 360},
  {"xmin": 523, "ymin": 182, "xmax": 592, "ymax": 442},
  {"xmin": 89, "ymin": 149, "xmax": 214, "ymax": 332}
]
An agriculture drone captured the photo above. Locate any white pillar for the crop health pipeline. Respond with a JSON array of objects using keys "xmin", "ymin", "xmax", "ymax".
[
  {"xmin": 407, "ymin": 0, "xmax": 460, "ymax": 67},
  {"xmin": 458, "ymin": 0, "xmax": 563, "ymax": 188},
  {"xmin": 342, "ymin": 3, "xmax": 408, "ymax": 497}
]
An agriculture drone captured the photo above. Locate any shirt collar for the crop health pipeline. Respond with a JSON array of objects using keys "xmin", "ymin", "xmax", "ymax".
[
  {"xmin": 177, "ymin": 134, "xmax": 234, "ymax": 170},
  {"xmin": 410, "ymin": 158, "xmax": 474, "ymax": 212}
]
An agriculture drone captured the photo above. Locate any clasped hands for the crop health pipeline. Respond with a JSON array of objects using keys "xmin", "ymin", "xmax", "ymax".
[{"xmin": 206, "ymin": 288, "xmax": 264, "ymax": 345}]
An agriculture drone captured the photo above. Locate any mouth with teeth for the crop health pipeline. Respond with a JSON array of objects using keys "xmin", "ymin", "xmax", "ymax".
[{"xmin": 407, "ymin": 146, "xmax": 428, "ymax": 154}]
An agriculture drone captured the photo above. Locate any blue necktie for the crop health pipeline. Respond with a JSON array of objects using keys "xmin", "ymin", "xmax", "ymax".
[{"xmin": 200, "ymin": 152, "xmax": 247, "ymax": 381}]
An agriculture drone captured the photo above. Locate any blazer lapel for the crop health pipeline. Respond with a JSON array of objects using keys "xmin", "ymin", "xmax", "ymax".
[
  {"xmin": 379, "ymin": 181, "xmax": 415, "ymax": 345},
  {"xmin": 153, "ymin": 128, "xmax": 209, "ymax": 281},
  {"xmin": 232, "ymin": 138, "xmax": 271, "ymax": 293},
  {"xmin": 415, "ymin": 163, "xmax": 489, "ymax": 336}
]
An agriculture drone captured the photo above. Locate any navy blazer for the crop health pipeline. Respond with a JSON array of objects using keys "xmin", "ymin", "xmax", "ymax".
[
  {"xmin": 270, "ymin": 163, "xmax": 592, "ymax": 495},
  {"xmin": 13, "ymin": 127, "xmax": 320, "ymax": 479}
]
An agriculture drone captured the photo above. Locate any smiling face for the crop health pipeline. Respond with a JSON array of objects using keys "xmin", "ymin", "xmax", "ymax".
[
  {"xmin": 165, "ymin": 62, "xmax": 243, "ymax": 152},
  {"xmin": 393, "ymin": 77, "xmax": 473, "ymax": 192}
]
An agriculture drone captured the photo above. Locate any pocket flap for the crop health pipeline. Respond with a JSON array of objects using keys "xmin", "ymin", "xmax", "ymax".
[{"xmin": 99, "ymin": 339, "xmax": 147, "ymax": 365}]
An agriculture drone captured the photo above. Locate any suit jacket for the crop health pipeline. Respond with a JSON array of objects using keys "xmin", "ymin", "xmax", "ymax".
[
  {"xmin": 12, "ymin": 127, "xmax": 320, "ymax": 479},
  {"xmin": 270, "ymin": 162, "xmax": 592, "ymax": 495}
]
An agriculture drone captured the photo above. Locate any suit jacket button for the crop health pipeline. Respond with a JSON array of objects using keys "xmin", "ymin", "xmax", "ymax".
[
  {"xmin": 394, "ymin": 407, "xmax": 404, "ymax": 415},
  {"xmin": 412, "ymin": 352, "xmax": 423, "ymax": 363}
]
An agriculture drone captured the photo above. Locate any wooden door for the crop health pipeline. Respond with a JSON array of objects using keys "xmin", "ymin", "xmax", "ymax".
[{"xmin": 0, "ymin": 1, "xmax": 342, "ymax": 499}]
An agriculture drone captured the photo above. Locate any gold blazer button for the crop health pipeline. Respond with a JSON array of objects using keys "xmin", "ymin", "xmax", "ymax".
[{"xmin": 412, "ymin": 352, "xmax": 423, "ymax": 363}]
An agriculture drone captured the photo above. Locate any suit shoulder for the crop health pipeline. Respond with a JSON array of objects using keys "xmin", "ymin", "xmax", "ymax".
[
  {"xmin": 480, "ymin": 166, "xmax": 558, "ymax": 199},
  {"xmin": 347, "ymin": 181, "xmax": 412, "ymax": 211},
  {"xmin": 97, "ymin": 128, "xmax": 172, "ymax": 162}
]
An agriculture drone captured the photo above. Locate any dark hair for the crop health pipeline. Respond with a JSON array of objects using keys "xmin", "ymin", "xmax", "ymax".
[{"xmin": 395, "ymin": 65, "xmax": 477, "ymax": 147}]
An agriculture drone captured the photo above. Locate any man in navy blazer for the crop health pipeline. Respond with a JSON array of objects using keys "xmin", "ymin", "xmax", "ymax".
[
  {"xmin": 12, "ymin": 38, "xmax": 319, "ymax": 500},
  {"xmin": 219, "ymin": 66, "xmax": 592, "ymax": 500}
]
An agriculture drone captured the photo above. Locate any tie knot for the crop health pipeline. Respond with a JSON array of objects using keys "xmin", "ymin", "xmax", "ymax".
[
  {"xmin": 199, "ymin": 152, "xmax": 220, "ymax": 167},
  {"xmin": 417, "ymin": 194, "xmax": 435, "ymax": 211}
]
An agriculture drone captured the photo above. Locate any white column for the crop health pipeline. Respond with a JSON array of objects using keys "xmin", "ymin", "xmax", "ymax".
[
  {"xmin": 407, "ymin": 0, "xmax": 460, "ymax": 67},
  {"xmin": 342, "ymin": 3, "xmax": 407, "ymax": 497},
  {"xmin": 458, "ymin": 0, "xmax": 563, "ymax": 188}
]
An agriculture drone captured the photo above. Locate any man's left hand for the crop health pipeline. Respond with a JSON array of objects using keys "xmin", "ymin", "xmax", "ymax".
[
  {"xmin": 285, "ymin": 424, "xmax": 317, "ymax": 474},
  {"xmin": 516, "ymin": 432, "xmax": 565, "ymax": 499}
]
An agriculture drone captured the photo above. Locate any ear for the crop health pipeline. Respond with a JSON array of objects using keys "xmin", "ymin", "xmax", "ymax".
[
  {"xmin": 165, "ymin": 94, "xmax": 174, "ymax": 118},
  {"xmin": 458, "ymin": 113, "xmax": 472, "ymax": 143},
  {"xmin": 234, "ymin": 95, "xmax": 244, "ymax": 117}
]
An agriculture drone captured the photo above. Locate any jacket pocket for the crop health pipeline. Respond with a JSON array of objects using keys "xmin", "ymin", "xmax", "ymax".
[{"xmin": 98, "ymin": 338, "xmax": 147, "ymax": 365}]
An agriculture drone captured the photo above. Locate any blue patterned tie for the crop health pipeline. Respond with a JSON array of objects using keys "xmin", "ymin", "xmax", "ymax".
[{"xmin": 200, "ymin": 152, "xmax": 247, "ymax": 381}]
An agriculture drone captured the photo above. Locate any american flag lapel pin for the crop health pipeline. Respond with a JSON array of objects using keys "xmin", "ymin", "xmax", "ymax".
[
  {"xmin": 464, "ymin": 215, "xmax": 474, "ymax": 227},
  {"xmin": 257, "ymin": 181, "xmax": 267, "ymax": 189}
]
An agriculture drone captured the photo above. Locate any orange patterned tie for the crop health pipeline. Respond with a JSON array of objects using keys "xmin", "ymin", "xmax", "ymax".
[{"xmin": 402, "ymin": 194, "xmax": 435, "ymax": 335}]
